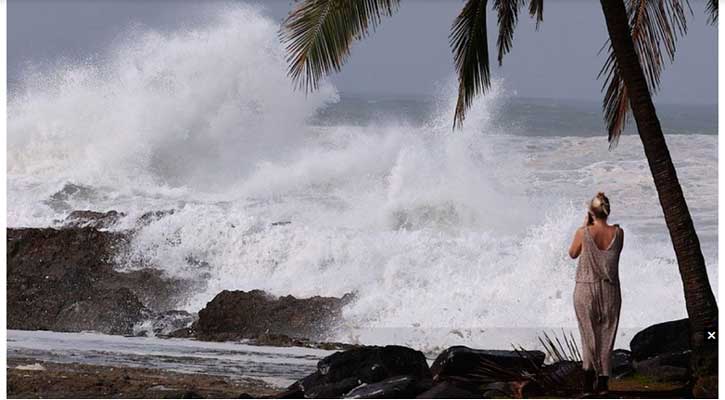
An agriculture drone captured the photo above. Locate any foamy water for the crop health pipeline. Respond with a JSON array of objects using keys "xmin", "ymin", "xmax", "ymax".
[{"xmin": 8, "ymin": 4, "xmax": 717, "ymax": 352}]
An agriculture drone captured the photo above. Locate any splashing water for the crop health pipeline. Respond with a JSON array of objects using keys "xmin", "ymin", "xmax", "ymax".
[{"xmin": 8, "ymin": 4, "xmax": 717, "ymax": 351}]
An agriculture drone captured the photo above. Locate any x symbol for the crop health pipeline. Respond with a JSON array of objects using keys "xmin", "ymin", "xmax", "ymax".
[{"xmin": 707, "ymin": 331, "xmax": 716, "ymax": 340}]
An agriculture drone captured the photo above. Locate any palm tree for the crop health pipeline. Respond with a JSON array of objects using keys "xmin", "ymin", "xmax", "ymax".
[{"xmin": 280, "ymin": 0, "xmax": 718, "ymax": 375}]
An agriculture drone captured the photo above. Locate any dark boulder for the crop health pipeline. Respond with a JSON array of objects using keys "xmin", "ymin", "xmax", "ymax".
[
  {"xmin": 286, "ymin": 345, "xmax": 432, "ymax": 398},
  {"xmin": 56, "ymin": 287, "xmax": 150, "ymax": 335},
  {"xmin": 633, "ymin": 350, "xmax": 691, "ymax": 382},
  {"xmin": 611, "ymin": 348, "xmax": 634, "ymax": 378},
  {"xmin": 62, "ymin": 210, "xmax": 125, "ymax": 229},
  {"xmin": 7, "ymin": 227, "xmax": 194, "ymax": 335},
  {"xmin": 630, "ymin": 319, "xmax": 689, "ymax": 362},
  {"xmin": 430, "ymin": 346, "xmax": 545, "ymax": 384},
  {"xmin": 193, "ymin": 290, "xmax": 353, "ymax": 342},
  {"xmin": 345, "ymin": 375, "xmax": 432, "ymax": 398},
  {"xmin": 416, "ymin": 381, "xmax": 479, "ymax": 398}
]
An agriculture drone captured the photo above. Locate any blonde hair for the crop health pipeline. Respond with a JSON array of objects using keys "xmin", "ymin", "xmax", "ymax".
[{"xmin": 589, "ymin": 192, "xmax": 611, "ymax": 219}]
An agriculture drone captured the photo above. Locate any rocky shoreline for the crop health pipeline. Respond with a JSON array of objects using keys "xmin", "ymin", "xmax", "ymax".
[{"xmin": 6, "ymin": 210, "xmax": 718, "ymax": 398}]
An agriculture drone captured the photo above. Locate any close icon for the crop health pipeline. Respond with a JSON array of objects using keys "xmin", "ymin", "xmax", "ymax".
[{"xmin": 707, "ymin": 331, "xmax": 716, "ymax": 340}]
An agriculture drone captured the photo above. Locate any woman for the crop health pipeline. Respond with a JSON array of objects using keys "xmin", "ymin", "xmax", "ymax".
[{"xmin": 568, "ymin": 192, "xmax": 624, "ymax": 396}]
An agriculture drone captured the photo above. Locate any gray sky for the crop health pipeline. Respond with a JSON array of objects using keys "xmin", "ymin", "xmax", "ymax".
[{"xmin": 8, "ymin": 0, "xmax": 718, "ymax": 104}]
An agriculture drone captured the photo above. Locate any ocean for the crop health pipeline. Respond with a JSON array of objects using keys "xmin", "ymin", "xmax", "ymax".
[{"xmin": 7, "ymin": 6, "xmax": 717, "ymax": 353}]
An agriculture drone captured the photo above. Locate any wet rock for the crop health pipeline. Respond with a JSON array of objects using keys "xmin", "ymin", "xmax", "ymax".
[
  {"xmin": 286, "ymin": 345, "xmax": 432, "ymax": 398},
  {"xmin": 429, "ymin": 346, "xmax": 545, "ymax": 385},
  {"xmin": 630, "ymin": 318, "xmax": 689, "ymax": 362},
  {"xmin": 136, "ymin": 209, "xmax": 176, "ymax": 227},
  {"xmin": 633, "ymin": 350, "xmax": 691, "ymax": 382},
  {"xmin": 57, "ymin": 287, "xmax": 150, "ymax": 335},
  {"xmin": 416, "ymin": 381, "xmax": 479, "ymax": 398},
  {"xmin": 7, "ymin": 227, "xmax": 194, "ymax": 335},
  {"xmin": 45, "ymin": 183, "xmax": 100, "ymax": 212},
  {"xmin": 62, "ymin": 210, "xmax": 126, "ymax": 229},
  {"xmin": 134, "ymin": 310, "xmax": 195, "ymax": 337},
  {"xmin": 193, "ymin": 290, "xmax": 353, "ymax": 342},
  {"xmin": 611, "ymin": 349, "xmax": 634, "ymax": 378},
  {"xmin": 345, "ymin": 375, "xmax": 432, "ymax": 398}
]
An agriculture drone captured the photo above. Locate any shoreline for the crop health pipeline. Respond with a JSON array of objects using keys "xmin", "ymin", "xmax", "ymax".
[{"xmin": 7, "ymin": 357, "xmax": 279, "ymax": 399}]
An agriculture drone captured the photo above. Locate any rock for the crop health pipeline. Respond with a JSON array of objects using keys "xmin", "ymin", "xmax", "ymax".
[
  {"xmin": 167, "ymin": 327, "xmax": 196, "ymax": 338},
  {"xmin": 57, "ymin": 287, "xmax": 150, "ymax": 335},
  {"xmin": 7, "ymin": 227, "xmax": 195, "ymax": 335},
  {"xmin": 345, "ymin": 375, "xmax": 432, "ymax": 398},
  {"xmin": 692, "ymin": 375, "xmax": 718, "ymax": 398},
  {"xmin": 416, "ymin": 381, "xmax": 479, "ymax": 398},
  {"xmin": 63, "ymin": 210, "xmax": 125, "ymax": 229},
  {"xmin": 134, "ymin": 310, "xmax": 195, "ymax": 337},
  {"xmin": 286, "ymin": 345, "xmax": 432, "ymax": 398},
  {"xmin": 193, "ymin": 290, "xmax": 353, "ymax": 342},
  {"xmin": 429, "ymin": 346, "xmax": 545, "ymax": 384},
  {"xmin": 630, "ymin": 319, "xmax": 689, "ymax": 362},
  {"xmin": 632, "ymin": 350, "xmax": 691, "ymax": 382},
  {"xmin": 45, "ymin": 183, "xmax": 99, "ymax": 212},
  {"xmin": 611, "ymin": 349, "xmax": 634, "ymax": 378},
  {"xmin": 136, "ymin": 209, "xmax": 176, "ymax": 227}
]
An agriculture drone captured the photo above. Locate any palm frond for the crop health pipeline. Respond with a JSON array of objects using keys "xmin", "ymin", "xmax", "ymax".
[
  {"xmin": 529, "ymin": 0, "xmax": 544, "ymax": 29},
  {"xmin": 598, "ymin": 0, "xmax": 690, "ymax": 148},
  {"xmin": 707, "ymin": 0, "xmax": 718, "ymax": 23},
  {"xmin": 494, "ymin": 0, "xmax": 525, "ymax": 65},
  {"xmin": 451, "ymin": 0, "xmax": 491, "ymax": 129},
  {"xmin": 281, "ymin": 0, "xmax": 400, "ymax": 92}
]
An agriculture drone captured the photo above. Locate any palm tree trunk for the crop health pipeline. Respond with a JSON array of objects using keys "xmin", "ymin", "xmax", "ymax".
[{"xmin": 598, "ymin": 0, "xmax": 718, "ymax": 373}]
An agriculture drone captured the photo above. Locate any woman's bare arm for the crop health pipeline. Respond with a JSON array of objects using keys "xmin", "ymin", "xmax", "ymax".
[{"xmin": 569, "ymin": 227, "xmax": 584, "ymax": 259}]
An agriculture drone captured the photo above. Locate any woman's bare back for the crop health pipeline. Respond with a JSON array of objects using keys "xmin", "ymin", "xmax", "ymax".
[{"xmin": 587, "ymin": 224, "xmax": 619, "ymax": 251}]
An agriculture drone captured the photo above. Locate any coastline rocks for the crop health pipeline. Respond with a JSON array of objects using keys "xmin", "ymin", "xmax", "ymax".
[
  {"xmin": 62, "ymin": 210, "xmax": 125, "ymax": 229},
  {"xmin": 430, "ymin": 346, "xmax": 545, "ymax": 384},
  {"xmin": 7, "ymin": 227, "xmax": 192, "ymax": 335},
  {"xmin": 193, "ymin": 290, "xmax": 353, "ymax": 342},
  {"xmin": 345, "ymin": 375, "xmax": 432, "ymax": 399},
  {"xmin": 629, "ymin": 319, "xmax": 692, "ymax": 383},
  {"xmin": 56, "ymin": 288, "xmax": 150, "ymax": 335},
  {"xmin": 415, "ymin": 381, "xmax": 478, "ymax": 398},
  {"xmin": 611, "ymin": 349, "xmax": 634, "ymax": 378},
  {"xmin": 284, "ymin": 345, "xmax": 432, "ymax": 398},
  {"xmin": 630, "ymin": 318, "xmax": 689, "ymax": 361}
]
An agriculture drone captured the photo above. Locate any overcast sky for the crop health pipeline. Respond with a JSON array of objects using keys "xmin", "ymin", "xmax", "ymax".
[{"xmin": 8, "ymin": 0, "xmax": 718, "ymax": 104}]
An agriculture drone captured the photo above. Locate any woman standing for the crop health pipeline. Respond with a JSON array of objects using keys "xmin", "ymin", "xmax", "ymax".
[{"xmin": 568, "ymin": 192, "xmax": 624, "ymax": 396}]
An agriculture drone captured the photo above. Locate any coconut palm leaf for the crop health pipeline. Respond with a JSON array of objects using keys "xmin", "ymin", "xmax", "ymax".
[
  {"xmin": 598, "ymin": 0, "xmax": 690, "ymax": 148},
  {"xmin": 281, "ymin": 0, "xmax": 400, "ymax": 92},
  {"xmin": 494, "ymin": 0, "xmax": 525, "ymax": 65},
  {"xmin": 529, "ymin": 0, "xmax": 544, "ymax": 29},
  {"xmin": 707, "ymin": 0, "xmax": 717, "ymax": 23},
  {"xmin": 451, "ymin": 0, "xmax": 491, "ymax": 129}
]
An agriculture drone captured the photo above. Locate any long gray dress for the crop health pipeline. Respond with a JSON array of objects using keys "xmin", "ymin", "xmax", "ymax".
[{"xmin": 573, "ymin": 225, "xmax": 623, "ymax": 376}]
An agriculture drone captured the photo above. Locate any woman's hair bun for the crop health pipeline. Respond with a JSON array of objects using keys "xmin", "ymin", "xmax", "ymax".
[{"xmin": 590, "ymin": 192, "xmax": 611, "ymax": 218}]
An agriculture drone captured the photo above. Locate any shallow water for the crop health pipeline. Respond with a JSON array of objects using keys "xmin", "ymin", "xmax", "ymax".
[{"xmin": 7, "ymin": 330, "xmax": 332, "ymax": 388}]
